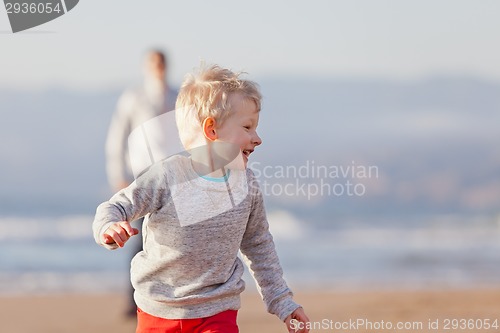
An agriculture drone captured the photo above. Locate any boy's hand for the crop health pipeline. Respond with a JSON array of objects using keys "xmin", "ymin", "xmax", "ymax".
[
  {"xmin": 102, "ymin": 221, "xmax": 139, "ymax": 248},
  {"xmin": 285, "ymin": 307, "xmax": 310, "ymax": 333}
]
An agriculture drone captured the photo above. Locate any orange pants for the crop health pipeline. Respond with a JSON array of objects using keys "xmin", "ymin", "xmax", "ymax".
[{"xmin": 136, "ymin": 308, "xmax": 239, "ymax": 333}]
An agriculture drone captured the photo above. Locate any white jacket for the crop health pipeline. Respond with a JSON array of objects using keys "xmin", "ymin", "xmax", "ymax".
[{"xmin": 105, "ymin": 81, "xmax": 178, "ymax": 189}]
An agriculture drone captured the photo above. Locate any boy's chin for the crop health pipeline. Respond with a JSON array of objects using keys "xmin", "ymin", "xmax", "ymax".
[
  {"xmin": 227, "ymin": 151, "xmax": 246, "ymax": 170},
  {"xmin": 211, "ymin": 142, "xmax": 246, "ymax": 170}
]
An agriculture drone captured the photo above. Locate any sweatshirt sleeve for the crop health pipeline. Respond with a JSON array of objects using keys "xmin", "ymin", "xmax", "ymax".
[
  {"xmin": 93, "ymin": 163, "xmax": 168, "ymax": 250},
  {"xmin": 239, "ymin": 170, "xmax": 301, "ymax": 321}
]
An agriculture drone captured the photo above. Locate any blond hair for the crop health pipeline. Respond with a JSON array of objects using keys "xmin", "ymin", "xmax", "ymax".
[{"xmin": 175, "ymin": 64, "xmax": 261, "ymax": 149}]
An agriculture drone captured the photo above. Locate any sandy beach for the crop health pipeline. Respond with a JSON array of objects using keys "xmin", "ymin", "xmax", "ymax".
[{"xmin": 1, "ymin": 289, "xmax": 500, "ymax": 333}]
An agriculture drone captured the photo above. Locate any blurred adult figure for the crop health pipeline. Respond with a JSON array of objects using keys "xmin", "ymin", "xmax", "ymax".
[
  {"xmin": 106, "ymin": 50, "xmax": 177, "ymax": 190},
  {"xmin": 105, "ymin": 49, "xmax": 178, "ymax": 316}
]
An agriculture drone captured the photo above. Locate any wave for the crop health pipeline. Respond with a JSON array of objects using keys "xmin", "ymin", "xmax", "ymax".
[
  {"xmin": 0, "ymin": 215, "xmax": 93, "ymax": 241},
  {"xmin": 2, "ymin": 213, "xmax": 500, "ymax": 294}
]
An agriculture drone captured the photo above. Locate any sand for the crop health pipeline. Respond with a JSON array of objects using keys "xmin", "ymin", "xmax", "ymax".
[{"xmin": 1, "ymin": 289, "xmax": 500, "ymax": 333}]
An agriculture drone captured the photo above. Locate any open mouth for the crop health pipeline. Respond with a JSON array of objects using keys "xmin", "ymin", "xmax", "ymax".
[{"xmin": 242, "ymin": 149, "xmax": 253, "ymax": 159}]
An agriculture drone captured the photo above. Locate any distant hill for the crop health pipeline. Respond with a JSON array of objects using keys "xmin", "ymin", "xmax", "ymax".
[{"xmin": 1, "ymin": 76, "xmax": 499, "ymax": 219}]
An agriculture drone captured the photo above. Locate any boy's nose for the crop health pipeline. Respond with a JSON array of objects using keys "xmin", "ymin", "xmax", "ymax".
[{"xmin": 253, "ymin": 132, "xmax": 262, "ymax": 146}]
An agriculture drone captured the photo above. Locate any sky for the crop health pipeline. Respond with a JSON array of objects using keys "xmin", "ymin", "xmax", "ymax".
[{"xmin": 1, "ymin": 0, "xmax": 500, "ymax": 91}]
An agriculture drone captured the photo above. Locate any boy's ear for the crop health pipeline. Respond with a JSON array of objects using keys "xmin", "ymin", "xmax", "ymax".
[{"xmin": 202, "ymin": 117, "xmax": 218, "ymax": 141}]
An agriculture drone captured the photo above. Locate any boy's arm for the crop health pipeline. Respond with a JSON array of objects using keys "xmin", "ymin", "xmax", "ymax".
[
  {"xmin": 93, "ymin": 163, "xmax": 167, "ymax": 250},
  {"xmin": 239, "ymin": 170, "xmax": 303, "ymax": 323}
]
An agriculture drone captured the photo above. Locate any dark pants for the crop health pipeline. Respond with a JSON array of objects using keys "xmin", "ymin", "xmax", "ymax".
[{"xmin": 127, "ymin": 217, "xmax": 144, "ymax": 316}]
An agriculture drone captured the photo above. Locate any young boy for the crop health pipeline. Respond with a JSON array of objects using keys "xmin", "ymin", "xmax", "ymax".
[{"xmin": 93, "ymin": 65, "xmax": 309, "ymax": 333}]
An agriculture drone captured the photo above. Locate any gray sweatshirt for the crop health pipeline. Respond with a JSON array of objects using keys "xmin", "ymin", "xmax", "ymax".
[{"xmin": 93, "ymin": 155, "xmax": 300, "ymax": 321}]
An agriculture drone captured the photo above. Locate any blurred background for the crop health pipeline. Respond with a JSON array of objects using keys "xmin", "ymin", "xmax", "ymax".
[{"xmin": 1, "ymin": 0, "xmax": 500, "ymax": 298}]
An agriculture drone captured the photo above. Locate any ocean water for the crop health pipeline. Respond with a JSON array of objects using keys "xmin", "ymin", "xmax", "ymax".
[{"xmin": 1, "ymin": 212, "xmax": 500, "ymax": 295}]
